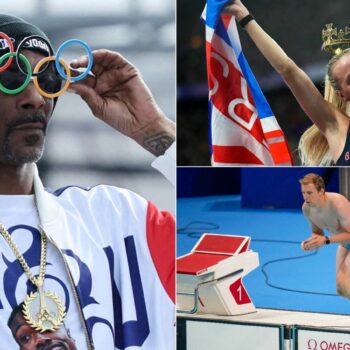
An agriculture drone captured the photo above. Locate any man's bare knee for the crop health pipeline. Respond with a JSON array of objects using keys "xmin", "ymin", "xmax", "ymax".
[
  {"xmin": 336, "ymin": 280, "xmax": 350, "ymax": 298},
  {"xmin": 336, "ymin": 282, "xmax": 345, "ymax": 296}
]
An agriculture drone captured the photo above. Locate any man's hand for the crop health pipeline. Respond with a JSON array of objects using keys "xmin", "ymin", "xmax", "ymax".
[
  {"xmin": 301, "ymin": 234, "xmax": 327, "ymax": 250},
  {"xmin": 69, "ymin": 50, "xmax": 175, "ymax": 156}
]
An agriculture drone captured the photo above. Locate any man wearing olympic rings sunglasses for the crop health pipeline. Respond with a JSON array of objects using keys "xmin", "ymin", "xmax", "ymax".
[{"xmin": 0, "ymin": 14, "xmax": 175, "ymax": 350}]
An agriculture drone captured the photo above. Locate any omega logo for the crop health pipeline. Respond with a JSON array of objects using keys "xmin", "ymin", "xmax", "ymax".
[{"xmin": 307, "ymin": 339, "xmax": 350, "ymax": 350}]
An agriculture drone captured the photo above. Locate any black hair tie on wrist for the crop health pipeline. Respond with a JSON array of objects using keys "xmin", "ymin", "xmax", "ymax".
[{"xmin": 239, "ymin": 14, "xmax": 255, "ymax": 28}]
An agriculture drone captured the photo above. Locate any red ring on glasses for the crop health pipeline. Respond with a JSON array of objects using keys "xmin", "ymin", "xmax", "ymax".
[{"xmin": 0, "ymin": 32, "xmax": 14, "ymax": 72}]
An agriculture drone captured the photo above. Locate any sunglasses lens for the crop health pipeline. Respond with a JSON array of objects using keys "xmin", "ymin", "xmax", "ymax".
[
  {"xmin": 36, "ymin": 62, "xmax": 64, "ymax": 94},
  {"xmin": 0, "ymin": 62, "xmax": 27, "ymax": 90},
  {"xmin": 0, "ymin": 57, "xmax": 67, "ymax": 96}
]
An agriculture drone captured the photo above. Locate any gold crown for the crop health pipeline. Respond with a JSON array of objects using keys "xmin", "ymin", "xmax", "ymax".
[{"xmin": 322, "ymin": 23, "xmax": 350, "ymax": 55}]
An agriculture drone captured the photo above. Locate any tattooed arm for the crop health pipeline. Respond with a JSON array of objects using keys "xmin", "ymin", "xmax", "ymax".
[
  {"xmin": 144, "ymin": 131, "xmax": 175, "ymax": 157},
  {"xmin": 69, "ymin": 49, "xmax": 175, "ymax": 156}
]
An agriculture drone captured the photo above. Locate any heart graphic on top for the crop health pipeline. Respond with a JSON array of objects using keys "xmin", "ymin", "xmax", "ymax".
[{"xmin": 228, "ymin": 98, "xmax": 258, "ymax": 130}]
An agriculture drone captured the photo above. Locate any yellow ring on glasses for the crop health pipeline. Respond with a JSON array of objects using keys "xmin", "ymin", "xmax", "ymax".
[{"xmin": 33, "ymin": 56, "xmax": 71, "ymax": 98}]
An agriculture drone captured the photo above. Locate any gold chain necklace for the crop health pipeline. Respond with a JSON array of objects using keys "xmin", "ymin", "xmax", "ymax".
[{"xmin": 0, "ymin": 223, "xmax": 66, "ymax": 332}]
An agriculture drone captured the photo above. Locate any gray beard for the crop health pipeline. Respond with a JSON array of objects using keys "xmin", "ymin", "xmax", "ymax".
[
  {"xmin": 2, "ymin": 134, "xmax": 45, "ymax": 165},
  {"xmin": 2, "ymin": 114, "xmax": 48, "ymax": 165}
]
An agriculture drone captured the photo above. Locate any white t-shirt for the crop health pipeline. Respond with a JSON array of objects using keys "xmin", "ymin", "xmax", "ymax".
[{"xmin": 0, "ymin": 195, "xmax": 88, "ymax": 349}]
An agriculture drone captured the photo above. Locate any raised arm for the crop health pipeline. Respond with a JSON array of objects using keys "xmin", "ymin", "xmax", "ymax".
[
  {"xmin": 69, "ymin": 50, "xmax": 175, "ymax": 157},
  {"xmin": 223, "ymin": 0, "xmax": 344, "ymax": 136}
]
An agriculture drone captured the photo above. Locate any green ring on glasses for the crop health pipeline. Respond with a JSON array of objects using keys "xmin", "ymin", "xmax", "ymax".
[{"xmin": 0, "ymin": 52, "xmax": 32, "ymax": 95}]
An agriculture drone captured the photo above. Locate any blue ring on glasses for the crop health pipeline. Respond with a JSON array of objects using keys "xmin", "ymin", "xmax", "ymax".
[{"xmin": 55, "ymin": 39, "xmax": 93, "ymax": 82}]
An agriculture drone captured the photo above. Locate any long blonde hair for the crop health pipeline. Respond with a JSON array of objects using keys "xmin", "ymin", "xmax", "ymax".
[{"xmin": 298, "ymin": 49, "xmax": 350, "ymax": 165}]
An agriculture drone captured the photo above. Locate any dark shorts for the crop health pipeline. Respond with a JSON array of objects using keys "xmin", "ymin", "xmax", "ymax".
[{"xmin": 342, "ymin": 244, "xmax": 350, "ymax": 250}]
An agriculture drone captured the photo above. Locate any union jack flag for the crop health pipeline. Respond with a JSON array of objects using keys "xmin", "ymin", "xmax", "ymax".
[{"xmin": 202, "ymin": 1, "xmax": 293, "ymax": 165}]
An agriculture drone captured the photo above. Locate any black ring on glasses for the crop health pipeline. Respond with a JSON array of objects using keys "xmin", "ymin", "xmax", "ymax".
[{"xmin": 15, "ymin": 35, "xmax": 54, "ymax": 77}]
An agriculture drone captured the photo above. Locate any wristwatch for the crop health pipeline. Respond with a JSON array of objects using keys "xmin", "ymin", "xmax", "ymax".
[{"xmin": 324, "ymin": 236, "xmax": 331, "ymax": 245}]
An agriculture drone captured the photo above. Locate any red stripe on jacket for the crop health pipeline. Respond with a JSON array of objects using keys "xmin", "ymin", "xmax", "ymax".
[{"xmin": 146, "ymin": 201, "xmax": 175, "ymax": 303}]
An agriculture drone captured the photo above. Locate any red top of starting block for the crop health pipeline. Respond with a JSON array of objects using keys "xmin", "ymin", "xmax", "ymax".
[
  {"xmin": 194, "ymin": 234, "xmax": 249, "ymax": 255},
  {"xmin": 177, "ymin": 252, "xmax": 228, "ymax": 275},
  {"xmin": 177, "ymin": 234, "xmax": 251, "ymax": 275}
]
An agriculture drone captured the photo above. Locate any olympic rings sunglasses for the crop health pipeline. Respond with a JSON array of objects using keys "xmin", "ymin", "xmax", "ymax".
[{"xmin": 0, "ymin": 33, "xmax": 94, "ymax": 98}]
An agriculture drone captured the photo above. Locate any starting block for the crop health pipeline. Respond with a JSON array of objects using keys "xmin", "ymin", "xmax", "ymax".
[{"xmin": 177, "ymin": 233, "xmax": 259, "ymax": 316}]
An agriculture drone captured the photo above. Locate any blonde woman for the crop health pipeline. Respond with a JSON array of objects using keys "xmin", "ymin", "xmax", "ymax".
[{"xmin": 223, "ymin": 0, "xmax": 350, "ymax": 165}]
